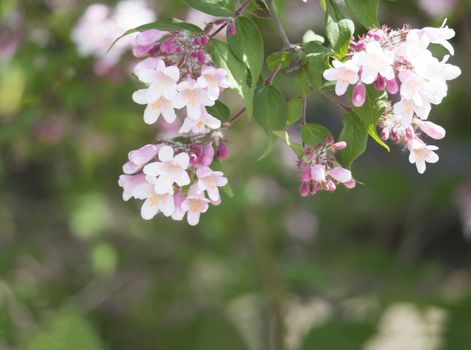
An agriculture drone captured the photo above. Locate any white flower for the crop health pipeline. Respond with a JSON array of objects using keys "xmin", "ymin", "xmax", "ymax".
[
  {"xmin": 140, "ymin": 189, "xmax": 175, "ymax": 220},
  {"xmin": 143, "ymin": 146, "xmax": 190, "ymax": 194},
  {"xmin": 133, "ymin": 93, "xmax": 180, "ymax": 125},
  {"xmin": 407, "ymin": 139, "xmax": 439, "ymax": 174},
  {"xmin": 178, "ymin": 108, "xmax": 221, "ymax": 134},
  {"xmin": 322, "ymin": 58, "xmax": 360, "ymax": 96},
  {"xmin": 358, "ymin": 41, "xmax": 395, "ymax": 84},
  {"xmin": 181, "ymin": 185, "xmax": 210, "ymax": 226},
  {"xmin": 197, "ymin": 66, "xmax": 231, "ymax": 100},
  {"xmin": 393, "ymin": 98, "xmax": 431, "ymax": 122},
  {"xmin": 173, "ymin": 78, "xmax": 214, "ymax": 119},
  {"xmin": 421, "ymin": 19, "xmax": 456, "ymax": 55},
  {"xmin": 118, "ymin": 174, "xmax": 153, "ymax": 201},
  {"xmin": 133, "ymin": 58, "xmax": 180, "ymax": 100},
  {"xmin": 196, "ymin": 166, "xmax": 228, "ymax": 202}
]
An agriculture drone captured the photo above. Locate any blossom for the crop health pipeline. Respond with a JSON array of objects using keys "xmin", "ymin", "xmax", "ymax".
[
  {"xmin": 133, "ymin": 29, "xmax": 168, "ymax": 57},
  {"xmin": 196, "ymin": 166, "xmax": 228, "ymax": 202},
  {"xmin": 171, "ymin": 190, "xmax": 186, "ymax": 221},
  {"xmin": 197, "ymin": 66, "xmax": 231, "ymax": 100},
  {"xmin": 140, "ymin": 189, "xmax": 175, "ymax": 220},
  {"xmin": 133, "ymin": 58, "xmax": 180, "ymax": 100},
  {"xmin": 118, "ymin": 174, "xmax": 152, "ymax": 201},
  {"xmin": 407, "ymin": 139, "xmax": 439, "ymax": 174},
  {"xmin": 178, "ymin": 108, "xmax": 221, "ymax": 134},
  {"xmin": 358, "ymin": 41, "xmax": 395, "ymax": 84},
  {"xmin": 322, "ymin": 59, "xmax": 360, "ymax": 96},
  {"xmin": 122, "ymin": 144, "xmax": 160, "ymax": 174},
  {"xmin": 181, "ymin": 185, "xmax": 210, "ymax": 226},
  {"xmin": 143, "ymin": 145, "xmax": 190, "ymax": 194},
  {"xmin": 173, "ymin": 78, "xmax": 214, "ymax": 119},
  {"xmin": 421, "ymin": 19, "xmax": 456, "ymax": 55}
]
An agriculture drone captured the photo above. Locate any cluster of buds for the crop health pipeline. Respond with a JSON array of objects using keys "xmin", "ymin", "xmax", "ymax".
[
  {"xmin": 118, "ymin": 26, "xmax": 232, "ymax": 225},
  {"xmin": 297, "ymin": 137, "xmax": 356, "ymax": 197},
  {"xmin": 323, "ymin": 20, "xmax": 461, "ymax": 173}
]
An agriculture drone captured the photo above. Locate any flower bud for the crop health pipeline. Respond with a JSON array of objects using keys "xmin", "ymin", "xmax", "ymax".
[
  {"xmin": 311, "ymin": 164, "xmax": 326, "ymax": 182},
  {"xmin": 299, "ymin": 182, "xmax": 310, "ymax": 197},
  {"xmin": 344, "ymin": 179, "xmax": 356, "ymax": 189},
  {"xmin": 328, "ymin": 167, "xmax": 352, "ymax": 183},
  {"xmin": 216, "ymin": 141, "xmax": 229, "ymax": 160},
  {"xmin": 228, "ymin": 23, "xmax": 237, "ymax": 36},
  {"xmin": 352, "ymin": 82, "xmax": 366, "ymax": 107},
  {"xmin": 201, "ymin": 35, "xmax": 209, "ymax": 46},
  {"xmin": 325, "ymin": 180, "xmax": 337, "ymax": 191},
  {"xmin": 331, "ymin": 141, "xmax": 347, "ymax": 152},
  {"xmin": 201, "ymin": 145, "xmax": 214, "ymax": 166},
  {"xmin": 129, "ymin": 144, "xmax": 160, "ymax": 165},
  {"xmin": 197, "ymin": 50, "xmax": 206, "ymax": 65},
  {"xmin": 354, "ymin": 39, "xmax": 365, "ymax": 52},
  {"xmin": 194, "ymin": 36, "xmax": 201, "ymax": 45},
  {"xmin": 416, "ymin": 120, "xmax": 446, "ymax": 140},
  {"xmin": 380, "ymin": 129, "xmax": 390, "ymax": 141},
  {"xmin": 136, "ymin": 29, "xmax": 163, "ymax": 46},
  {"xmin": 300, "ymin": 167, "xmax": 312, "ymax": 182},
  {"xmin": 386, "ymin": 78, "xmax": 399, "ymax": 94},
  {"xmin": 375, "ymin": 75, "xmax": 386, "ymax": 90}
]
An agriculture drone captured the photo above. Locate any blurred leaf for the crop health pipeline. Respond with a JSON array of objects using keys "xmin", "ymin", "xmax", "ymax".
[
  {"xmin": 303, "ymin": 29, "xmax": 325, "ymax": 44},
  {"xmin": 181, "ymin": 0, "xmax": 235, "ymax": 16},
  {"xmin": 338, "ymin": 112, "xmax": 368, "ymax": 168},
  {"xmin": 293, "ymin": 66, "xmax": 312, "ymax": 95},
  {"xmin": 90, "ymin": 243, "xmax": 118, "ymax": 276},
  {"xmin": 301, "ymin": 123, "xmax": 331, "ymax": 147},
  {"xmin": 305, "ymin": 42, "xmax": 332, "ymax": 89},
  {"xmin": 344, "ymin": 0, "xmax": 380, "ymax": 29},
  {"xmin": 227, "ymin": 16, "xmax": 264, "ymax": 89},
  {"xmin": 325, "ymin": 0, "xmax": 355, "ymax": 58},
  {"xmin": 208, "ymin": 39, "xmax": 254, "ymax": 117},
  {"xmin": 207, "ymin": 100, "xmax": 230, "ymax": 122},
  {"xmin": 287, "ymin": 97, "xmax": 303, "ymax": 124},
  {"xmin": 69, "ymin": 193, "xmax": 111, "ymax": 240}
]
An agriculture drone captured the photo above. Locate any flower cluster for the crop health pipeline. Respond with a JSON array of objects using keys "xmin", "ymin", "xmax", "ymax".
[
  {"xmin": 297, "ymin": 137, "xmax": 356, "ymax": 197},
  {"xmin": 71, "ymin": 0, "xmax": 155, "ymax": 75},
  {"xmin": 119, "ymin": 27, "xmax": 232, "ymax": 225},
  {"xmin": 323, "ymin": 20, "xmax": 461, "ymax": 174}
]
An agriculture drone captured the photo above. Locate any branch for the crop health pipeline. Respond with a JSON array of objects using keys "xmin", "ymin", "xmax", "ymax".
[{"xmin": 265, "ymin": 0, "xmax": 293, "ymax": 51}]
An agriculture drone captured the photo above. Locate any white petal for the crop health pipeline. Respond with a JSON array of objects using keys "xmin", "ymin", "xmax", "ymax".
[
  {"xmin": 335, "ymin": 81, "xmax": 348, "ymax": 96},
  {"xmin": 141, "ymin": 198, "xmax": 159, "ymax": 220},
  {"xmin": 174, "ymin": 152, "xmax": 189, "ymax": 169},
  {"xmin": 143, "ymin": 104, "xmax": 160, "ymax": 124},
  {"xmin": 154, "ymin": 176, "xmax": 173, "ymax": 194},
  {"xmin": 143, "ymin": 162, "xmax": 163, "ymax": 176},
  {"xmin": 174, "ymin": 171, "xmax": 190, "ymax": 187},
  {"xmin": 165, "ymin": 65, "xmax": 180, "ymax": 82},
  {"xmin": 187, "ymin": 103, "xmax": 201, "ymax": 119},
  {"xmin": 207, "ymin": 188, "xmax": 220, "ymax": 202},
  {"xmin": 161, "ymin": 105, "xmax": 176, "ymax": 124},
  {"xmin": 158, "ymin": 145, "xmax": 174, "ymax": 162},
  {"xmin": 187, "ymin": 210, "xmax": 201, "ymax": 226},
  {"xmin": 159, "ymin": 195, "xmax": 175, "ymax": 217},
  {"xmin": 132, "ymin": 89, "xmax": 150, "ymax": 105}
]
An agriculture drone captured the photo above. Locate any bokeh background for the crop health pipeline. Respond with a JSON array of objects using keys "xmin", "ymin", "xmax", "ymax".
[{"xmin": 1, "ymin": 0, "xmax": 471, "ymax": 349}]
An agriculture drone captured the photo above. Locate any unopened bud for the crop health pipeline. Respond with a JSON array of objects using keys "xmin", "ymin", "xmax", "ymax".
[
  {"xmin": 201, "ymin": 145, "xmax": 214, "ymax": 166},
  {"xmin": 352, "ymin": 82, "xmax": 366, "ymax": 107},
  {"xmin": 194, "ymin": 36, "xmax": 201, "ymax": 45},
  {"xmin": 216, "ymin": 141, "xmax": 229, "ymax": 160},
  {"xmin": 300, "ymin": 182, "xmax": 310, "ymax": 197},
  {"xmin": 201, "ymin": 35, "xmax": 209, "ymax": 46},
  {"xmin": 344, "ymin": 179, "xmax": 356, "ymax": 189},
  {"xmin": 300, "ymin": 167, "xmax": 312, "ymax": 182},
  {"xmin": 197, "ymin": 50, "xmax": 206, "ymax": 65},
  {"xmin": 375, "ymin": 75, "xmax": 386, "ymax": 90},
  {"xmin": 228, "ymin": 23, "xmax": 237, "ymax": 36},
  {"xmin": 331, "ymin": 141, "xmax": 347, "ymax": 152},
  {"xmin": 386, "ymin": 78, "xmax": 399, "ymax": 94}
]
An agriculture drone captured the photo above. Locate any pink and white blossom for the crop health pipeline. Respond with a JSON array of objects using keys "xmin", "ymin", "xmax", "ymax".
[
  {"xmin": 178, "ymin": 108, "xmax": 221, "ymax": 134},
  {"xmin": 173, "ymin": 78, "xmax": 215, "ymax": 119},
  {"xmin": 322, "ymin": 59, "xmax": 360, "ymax": 96},
  {"xmin": 196, "ymin": 166, "xmax": 228, "ymax": 202},
  {"xmin": 140, "ymin": 190, "xmax": 175, "ymax": 220},
  {"xmin": 181, "ymin": 185, "xmax": 210, "ymax": 226},
  {"xmin": 357, "ymin": 41, "xmax": 395, "ymax": 84},
  {"xmin": 407, "ymin": 139, "xmax": 439, "ymax": 174},
  {"xmin": 197, "ymin": 66, "xmax": 231, "ymax": 100}
]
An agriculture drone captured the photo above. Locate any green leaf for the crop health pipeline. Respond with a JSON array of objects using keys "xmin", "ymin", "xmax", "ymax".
[
  {"xmin": 207, "ymin": 100, "xmax": 230, "ymax": 122},
  {"xmin": 338, "ymin": 111, "xmax": 368, "ymax": 168},
  {"xmin": 208, "ymin": 39, "xmax": 253, "ymax": 117},
  {"xmin": 344, "ymin": 0, "xmax": 380, "ymax": 29},
  {"xmin": 302, "ymin": 29, "xmax": 325, "ymax": 44},
  {"xmin": 319, "ymin": 0, "xmax": 327, "ymax": 11},
  {"xmin": 180, "ymin": 0, "xmax": 235, "ymax": 17},
  {"xmin": 266, "ymin": 51, "xmax": 293, "ymax": 71},
  {"xmin": 304, "ymin": 42, "xmax": 332, "ymax": 89},
  {"xmin": 273, "ymin": 130, "xmax": 304, "ymax": 157},
  {"xmin": 287, "ymin": 97, "xmax": 303, "ymax": 124},
  {"xmin": 293, "ymin": 66, "xmax": 312, "ymax": 95},
  {"xmin": 227, "ymin": 16, "xmax": 264, "ymax": 89},
  {"xmin": 301, "ymin": 123, "xmax": 331, "ymax": 147},
  {"xmin": 253, "ymin": 85, "xmax": 288, "ymax": 137},
  {"xmin": 108, "ymin": 18, "xmax": 203, "ymax": 51},
  {"xmin": 350, "ymin": 85, "xmax": 389, "ymax": 151},
  {"xmin": 325, "ymin": 0, "xmax": 355, "ymax": 58},
  {"xmin": 257, "ymin": 141, "xmax": 274, "ymax": 161}
]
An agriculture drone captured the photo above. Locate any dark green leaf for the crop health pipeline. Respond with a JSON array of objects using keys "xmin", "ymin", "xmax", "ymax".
[
  {"xmin": 180, "ymin": 0, "xmax": 235, "ymax": 17},
  {"xmin": 325, "ymin": 0, "xmax": 355, "ymax": 58},
  {"xmin": 301, "ymin": 123, "xmax": 331, "ymax": 147},
  {"xmin": 305, "ymin": 43, "xmax": 331, "ymax": 89},
  {"xmin": 207, "ymin": 100, "xmax": 230, "ymax": 122},
  {"xmin": 338, "ymin": 111, "xmax": 368, "ymax": 168},
  {"xmin": 208, "ymin": 39, "xmax": 254, "ymax": 117},
  {"xmin": 266, "ymin": 51, "xmax": 294, "ymax": 71},
  {"xmin": 108, "ymin": 18, "xmax": 203, "ymax": 51},
  {"xmin": 344, "ymin": 0, "xmax": 380, "ymax": 29},
  {"xmin": 287, "ymin": 97, "xmax": 304, "ymax": 124},
  {"xmin": 253, "ymin": 85, "xmax": 288, "ymax": 137},
  {"xmin": 293, "ymin": 66, "xmax": 312, "ymax": 95},
  {"xmin": 273, "ymin": 130, "xmax": 304, "ymax": 157},
  {"xmin": 227, "ymin": 16, "xmax": 264, "ymax": 89}
]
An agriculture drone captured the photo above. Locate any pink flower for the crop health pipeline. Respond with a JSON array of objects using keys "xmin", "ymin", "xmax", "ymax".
[
  {"xmin": 414, "ymin": 119, "xmax": 446, "ymax": 140},
  {"xmin": 352, "ymin": 82, "xmax": 366, "ymax": 107},
  {"xmin": 358, "ymin": 41, "xmax": 395, "ymax": 84},
  {"xmin": 140, "ymin": 190, "xmax": 175, "ymax": 220},
  {"xmin": 328, "ymin": 167, "xmax": 352, "ymax": 184},
  {"xmin": 197, "ymin": 66, "xmax": 231, "ymax": 100},
  {"xmin": 171, "ymin": 189, "xmax": 186, "ymax": 221},
  {"xmin": 122, "ymin": 144, "xmax": 160, "ymax": 174},
  {"xmin": 173, "ymin": 78, "xmax": 215, "ymax": 119},
  {"xmin": 178, "ymin": 108, "xmax": 221, "ymax": 134},
  {"xmin": 143, "ymin": 145, "xmax": 190, "ymax": 194},
  {"xmin": 407, "ymin": 138, "xmax": 439, "ymax": 174},
  {"xmin": 322, "ymin": 59, "xmax": 360, "ymax": 96},
  {"xmin": 133, "ymin": 29, "xmax": 167, "ymax": 57},
  {"xmin": 118, "ymin": 174, "xmax": 152, "ymax": 201},
  {"xmin": 196, "ymin": 166, "xmax": 228, "ymax": 202},
  {"xmin": 181, "ymin": 185, "xmax": 210, "ymax": 226},
  {"xmin": 133, "ymin": 58, "xmax": 180, "ymax": 99}
]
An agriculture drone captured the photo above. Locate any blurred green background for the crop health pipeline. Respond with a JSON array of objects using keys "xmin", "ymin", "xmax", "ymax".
[{"xmin": 1, "ymin": 0, "xmax": 471, "ymax": 349}]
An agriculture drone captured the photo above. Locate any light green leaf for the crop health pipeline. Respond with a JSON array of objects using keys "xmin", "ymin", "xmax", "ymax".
[
  {"xmin": 287, "ymin": 97, "xmax": 303, "ymax": 124},
  {"xmin": 325, "ymin": 0, "xmax": 355, "ymax": 58},
  {"xmin": 90, "ymin": 243, "xmax": 118, "ymax": 276},
  {"xmin": 303, "ymin": 29, "xmax": 325, "ymax": 44},
  {"xmin": 273, "ymin": 130, "xmax": 304, "ymax": 157},
  {"xmin": 301, "ymin": 123, "xmax": 331, "ymax": 147},
  {"xmin": 293, "ymin": 66, "xmax": 312, "ymax": 95},
  {"xmin": 108, "ymin": 18, "xmax": 202, "ymax": 51},
  {"xmin": 227, "ymin": 16, "xmax": 264, "ymax": 89},
  {"xmin": 253, "ymin": 85, "xmax": 288, "ymax": 137},
  {"xmin": 319, "ymin": 0, "xmax": 327, "ymax": 11},
  {"xmin": 368, "ymin": 124, "xmax": 390, "ymax": 152},
  {"xmin": 266, "ymin": 51, "xmax": 294, "ymax": 71},
  {"xmin": 207, "ymin": 100, "xmax": 230, "ymax": 122},
  {"xmin": 304, "ymin": 42, "xmax": 332, "ymax": 89},
  {"xmin": 338, "ymin": 111, "xmax": 368, "ymax": 168},
  {"xmin": 344, "ymin": 0, "xmax": 380, "ymax": 29},
  {"xmin": 180, "ymin": 0, "xmax": 235, "ymax": 17},
  {"xmin": 208, "ymin": 39, "xmax": 253, "ymax": 117}
]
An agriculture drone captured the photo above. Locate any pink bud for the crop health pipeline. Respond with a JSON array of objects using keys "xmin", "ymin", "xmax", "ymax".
[
  {"xmin": 331, "ymin": 141, "xmax": 347, "ymax": 152},
  {"xmin": 375, "ymin": 75, "xmax": 386, "ymax": 90},
  {"xmin": 197, "ymin": 51, "xmax": 206, "ymax": 65},
  {"xmin": 194, "ymin": 36, "xmax": 201, "ymax": 45},
  {"xmin": 228, "ymin": 23, "xmax": 237, "ymax": 36},
  {"xmin": 201, "ymin": 145, "xmax": 214, "ymax": 166},
  {"xmin": 367, "ymin": 28, "xmax": 384, "ymax": 40},
  {"xmin": 344, "ymin": 179, "xmax": 356, "ymax": 189},
  {"xmin": 352, "ymin": 83, "xmax": 366, "ymax": 107},
  {"xmin": 311, "ymin": 164, "xmax": 326, "ymax": 182},
  {"xmin": 300, "ymin": 182, "xmax": 310, "ymax": 197},
  {"xmin": 300, "ymin": 167, "xmax": 312, "ymax": 182},
  {"xmin": 175, "ymin": 46, "xmax": 184, "ymax": 54},
  {"xmin": 122, "ymin": 160, "xmax": 142, "ymax": 174},
  {"xmin": 310, "ymin": 182, "xmax": 319, "ymax": 195},
  {"xmin": 190, "ymin": 153, "xmax": 199, "ymax": 165},
  {"xmin": 354, "ymin": 40, "xmax": 365, "ymax": 52},
  {"xmin": 201, "ymin": 35, "xmax": 209, "ymax": 46},
  {"xmin": 216, "ymin": 141, "xmax": 229, "ymax": 160},
  {"xmin": 328, "ymin": 166, "xmax": 352, "ymax": 184},
  {"xmin": 191, "ymin": 50, "xmax": 198, "ymax": 58},
  {"xmin": 416, "ymin": 120, "xmax": 446, "ymax": 140},
  {"xmin": 386, "ymin": 78, "xmax": 399, "ymax": 94},
  {"xmin": 405, "ymin": 125, "xmax": 415, "ymax": 140},
  {"xmin": 133, "ymin": 44, "xmax": 153, "ymax": 57},
  {"xmin": 380, "ymin": 129, "xmax": 390, "ymax": 141},
  {"xmin": 325, "ymin": 180, "xmax": 337, "ymax": 191},
  {"xmin": 128, "ymin": 144, "xmax": 160, "ymax": 165},
  {"xmin": 325, "ymin": 135, "xmax": 334, "ymax": 145}
]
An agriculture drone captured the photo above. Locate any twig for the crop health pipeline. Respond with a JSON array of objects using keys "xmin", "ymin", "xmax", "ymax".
[
  {"xmin": 318, "ymin": 89, "xmax": 351, "ymax": 113},
  {"xmin": 265, "ymin": 63, "xmax": 282, "ymax": 85},
  {"xmin": 265, "ymin": 0, "xmax": 293, "ymax": 51},
  {"xmin": 223, "ymin": 107, "xmax": 246, "ymax": 128},
  {"xmin": 209, "ymin": 0, "xmax": 251, "ymax": 37}
]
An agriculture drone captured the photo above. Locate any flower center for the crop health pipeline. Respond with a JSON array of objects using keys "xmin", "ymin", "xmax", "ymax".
[
  {"xmin": 183, "ymin": 89, "xmax": 199, "ymax": 105},
  {"xmin": 188, "ymin": 198, "xmax": 203, "ymax": 212}
]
